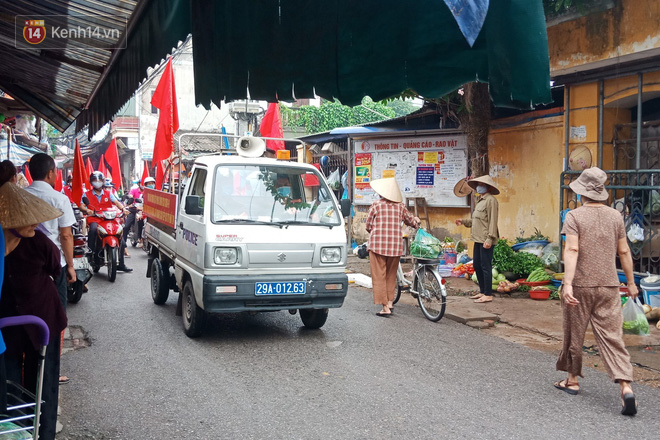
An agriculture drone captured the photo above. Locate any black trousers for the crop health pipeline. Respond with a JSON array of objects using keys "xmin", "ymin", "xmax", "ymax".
[
  {"xmin": 88, "ymin": 222, "xmax": 126, "ymax": 266},
  {"xmin": 5, "ymin": 336, "xmax": 61, "ymax": 440},
  {"xmin": 473, "ymin": 242, "xmax": 494, "ymax": 296}
]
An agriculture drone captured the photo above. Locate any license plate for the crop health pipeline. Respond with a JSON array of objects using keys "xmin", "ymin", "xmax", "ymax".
[{"xmin": 255, "ymin": 281, "xmax": 306, "ymax": 295}]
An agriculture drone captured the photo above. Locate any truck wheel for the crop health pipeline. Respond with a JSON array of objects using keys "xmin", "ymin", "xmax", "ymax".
[
  {"xmin": 151, "ymin": 258, "xmax": 170, "ymax": 305},
  {"xmin": 68, "ymin": 281, "xmax": 84, "ymax": 304},
  {"xmin": 107, "ymin": 247, "xmax": 117, "ymax": 282},
  {"xmin": 300, "ymin": 308, "xmax": 328, "ymax": 329},
  {"xmin": 182, "ymin": 280, "xmax": 205, "ymax": 338}
]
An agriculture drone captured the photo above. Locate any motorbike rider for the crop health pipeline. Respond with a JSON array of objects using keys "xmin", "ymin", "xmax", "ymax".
[
  {"xmin": 124, "ymin": 177, "xmax": 151, "ymax": 248},
  {"xmin": 79, "ymin": 171, "xmax": 133, "ymax": 273},
  {"xmin": 104, "ymin": 177, "xmax": 120, "ymax": 199}
]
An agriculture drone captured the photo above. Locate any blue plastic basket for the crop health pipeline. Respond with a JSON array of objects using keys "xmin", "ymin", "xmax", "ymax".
[
  {"xmin": 550, "ymin": 279, "xmax": 562, "ymax": 288},
  {"xmin": 511, "ymin": 240, "xmax": 550, "ymax": 252}
]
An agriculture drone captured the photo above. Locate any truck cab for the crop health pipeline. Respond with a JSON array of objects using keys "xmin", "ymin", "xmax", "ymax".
[{"xmin": 145, "ymin": 138, "xmax": 349, "ymax": 337}]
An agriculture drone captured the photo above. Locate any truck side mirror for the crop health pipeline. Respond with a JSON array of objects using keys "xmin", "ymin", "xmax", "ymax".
[
  {"xmin": 340, "ymin": 198, "xmax": 351, "ymax": 218},
  {"xmin": 185, "ymin": 195, "xmax": 203, "ymax": 215}
]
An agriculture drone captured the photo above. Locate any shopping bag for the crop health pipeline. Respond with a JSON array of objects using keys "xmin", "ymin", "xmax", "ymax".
[
  {"xmin": 622, "ymin": 297, "xmax": 650, "ymax": 336},
  {"xmin": 410, "ymin": 229, "xmax": 442, "ymax": 258}
]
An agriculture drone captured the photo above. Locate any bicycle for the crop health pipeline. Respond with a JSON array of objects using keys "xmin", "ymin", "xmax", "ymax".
[{"xmin": 394, "ymin": 256, "xmax": 447, "ymax": 322}]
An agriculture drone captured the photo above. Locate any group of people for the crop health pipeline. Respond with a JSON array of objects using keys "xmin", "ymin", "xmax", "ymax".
[{"xmin": 365, "ymin": 167, "xmax": 638, "ymax": 416}]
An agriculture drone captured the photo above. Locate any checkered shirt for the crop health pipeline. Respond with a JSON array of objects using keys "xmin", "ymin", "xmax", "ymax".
[{"xmin": 366, "ymin": 199, "xmax": 418, "ymax": 256}]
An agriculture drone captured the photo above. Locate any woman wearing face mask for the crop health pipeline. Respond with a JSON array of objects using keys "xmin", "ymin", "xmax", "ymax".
[{"xmin": 455, "ymin": 175, "xmax": 500, "ymax": 303}]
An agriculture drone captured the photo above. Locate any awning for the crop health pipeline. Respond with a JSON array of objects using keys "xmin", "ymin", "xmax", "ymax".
[{"xmin": 191, "ymin": 0, "xmax": 551, "ymax": 109}]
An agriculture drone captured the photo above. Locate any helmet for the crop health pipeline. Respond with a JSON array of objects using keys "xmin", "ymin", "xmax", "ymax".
[
  {"xmin": 144, "ymin": 177, "xmax": 156, "ymax": 184},
  {"xmin": 104, "ymin": 177, "xmax": 114, "ymax": 187},
  {"xmin": 90, "ymin": 171, "xmax": 104, "ymax": 183}
]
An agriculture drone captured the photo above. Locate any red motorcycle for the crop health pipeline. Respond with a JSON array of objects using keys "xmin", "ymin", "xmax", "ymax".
[{"xmin": 89, "ymin": 208, "xmax": 124, "ymax": 282}]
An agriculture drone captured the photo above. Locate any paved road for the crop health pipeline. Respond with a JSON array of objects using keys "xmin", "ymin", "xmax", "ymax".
[{"xmin": 58, "ymin": 251, "xmax": 660, "ymax": 439}]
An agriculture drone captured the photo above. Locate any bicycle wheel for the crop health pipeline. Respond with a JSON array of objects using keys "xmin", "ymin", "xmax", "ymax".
[{"xmin": 414, "ymin": 265, "xmax": 447, "ymax": 322}]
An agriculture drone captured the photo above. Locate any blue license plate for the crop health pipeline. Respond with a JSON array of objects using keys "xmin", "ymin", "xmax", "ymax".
[{"xmin": 255, "ymin": 281, "xmax": 306, "ymax": 295}]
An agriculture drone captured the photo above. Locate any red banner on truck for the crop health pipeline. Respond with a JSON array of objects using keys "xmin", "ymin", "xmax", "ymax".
[{"xmin": 143, "ymin": 188, "xmax": 177, "ymax": 229}]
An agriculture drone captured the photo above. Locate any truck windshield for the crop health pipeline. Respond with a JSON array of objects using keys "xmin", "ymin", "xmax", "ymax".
[{"xmin": 211, "ymin": 164, "xmax": 342, "ymax": 226}]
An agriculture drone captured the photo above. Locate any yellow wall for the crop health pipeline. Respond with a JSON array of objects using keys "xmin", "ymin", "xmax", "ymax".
[{"xmin": 548, "ymin": 0, "xmax": 660, "ymax": 74}]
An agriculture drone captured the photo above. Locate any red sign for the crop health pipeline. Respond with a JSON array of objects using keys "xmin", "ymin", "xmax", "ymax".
[
  {"xmin": 23, "ymin": 20, "xmax": 46, "ymax": 45},
  {"xmin": 143, "ymin": 188, "xmax": 178, "ymax": 229}
]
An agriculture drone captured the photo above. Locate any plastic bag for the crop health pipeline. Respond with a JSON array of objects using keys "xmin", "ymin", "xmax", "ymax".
[
  {"xmin": 626, "ymin": 222, "xmax": 645, "ymax": 243},
  {"xmin": 327, "ymin": 169, "xmax": 341, "ymax": 190},
  {"xmin": 643, "ymin": 190, "xmax": 660, "ymax": 216},
  {"xmin": 622, "ymin": 298, "xmax": 650, "ymax": 336},
  {"xmin": 410, "ymin": 229, "xmax": 442, "ymax": 259},
  {"xmin": 540, "ymin": 243, "xmax": 560, "ymax": 272}
]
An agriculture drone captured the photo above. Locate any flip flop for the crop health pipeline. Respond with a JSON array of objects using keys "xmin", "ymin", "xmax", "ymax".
[
  {"xmin": 59, "ymin": 376, "xmax": 70, "ymax": 385},
  {"xmin": 470, "ymin": 293, "xmax": 484, "ymax": 299},
  {"xmin": 376, "ymin": 311, "xmax": 392, "ymax": 317},
  {"xmin": 474, "ymin": 296, "xmax": 493, "ymax": 303},
  {"xmin": 621, "ymin": 393, "xmax": 637, "ymax": 416},
  {"xmin": 554, "ymin": 379, "xmax": 579, "ymax": 395}
]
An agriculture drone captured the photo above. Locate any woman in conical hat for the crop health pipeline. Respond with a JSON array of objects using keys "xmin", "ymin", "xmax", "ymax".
[
  {"xmin": 0, "ymin": 181, "xmax": 67, "ymax": 438},
  {"xmin": 366, "ymin": 178, "xmax": 420, "ymax": 316},
  {"xmin": 455, "ymin": 174, "xmax": 500, "ymax": 303}
]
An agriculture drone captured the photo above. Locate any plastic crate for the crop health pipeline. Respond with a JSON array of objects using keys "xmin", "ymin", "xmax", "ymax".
[{"xmin": 642, "ymin": 287, "xmax": 660, "ymax": 308}]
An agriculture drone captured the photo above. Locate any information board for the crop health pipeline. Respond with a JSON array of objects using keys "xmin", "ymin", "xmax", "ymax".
[{"xmin": 352, "ymin": 134, "xmax": 468, "ymax": 207}]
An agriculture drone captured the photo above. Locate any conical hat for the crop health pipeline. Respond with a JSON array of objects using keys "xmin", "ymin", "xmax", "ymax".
[
  {"xmin": 0, "ymin": 182, "xmax": 63, "ymax": 229},
  {"xmin": 467, "ymin": 174, "xmax": 500, "ymax": 195},
  {"xmin": 370, "ymin": 177, "xmax": 402, "ymax": 203},
  {"xmin": 453, "ymin": 178, "xmax": 473, "ymax": 197}
]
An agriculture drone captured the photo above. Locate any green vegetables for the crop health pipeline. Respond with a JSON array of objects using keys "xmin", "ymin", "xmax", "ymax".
[
  {"xmin": 493, "ymin": 239, "xmax": 544, "ymax": 277},
  {"xmin": 622, "ymin": 314, "xmax": 650, "ymax": 335},
  {"xmin": 526, "ymin": 268, "xmax": 552, "ymax": 282},
  {"xmin": 515, "ymin": 228, "xmax": 549, "ymax": 243}
]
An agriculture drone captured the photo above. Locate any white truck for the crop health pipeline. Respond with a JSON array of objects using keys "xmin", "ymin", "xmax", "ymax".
[{"xmin": 144, "ymin": 136, "xmax": 350, "ymax": 337}]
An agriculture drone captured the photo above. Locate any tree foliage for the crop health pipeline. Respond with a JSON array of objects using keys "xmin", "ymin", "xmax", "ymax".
[{"xmin": 281, "ymin": 97, "xmax": 396, "ymax": 135}]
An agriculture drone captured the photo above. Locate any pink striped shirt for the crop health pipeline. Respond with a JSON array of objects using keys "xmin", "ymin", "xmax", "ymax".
[{"xmin": 366, "ymin": 198, "xmax": 418, "ymax": 256}]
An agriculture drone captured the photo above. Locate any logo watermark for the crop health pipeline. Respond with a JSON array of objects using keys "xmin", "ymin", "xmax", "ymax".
[{"xmin": 16, "ymin": 14, "xmax": 127, "ymax": 50}]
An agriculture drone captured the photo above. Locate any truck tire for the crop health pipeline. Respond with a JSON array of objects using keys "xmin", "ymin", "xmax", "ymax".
[
  {"xmin": 151, "ymin": 258, "xmax": 170, "ymax": 305},
  {"xmin": 300, "ymin": 308, "xmax": 328, "ymax": 329},
  {"xmin": 68, "ymin": 280, "xmax": 84, "ymax": 304},
  {"xmin": 182, "ymin": 280, "xmax": 205, "ymax": 338}
]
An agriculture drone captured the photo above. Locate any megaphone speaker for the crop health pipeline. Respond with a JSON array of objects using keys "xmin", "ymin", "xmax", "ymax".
[{"xmin": 236, "ymin": 136, "xmax": 266, "ymax": 158}]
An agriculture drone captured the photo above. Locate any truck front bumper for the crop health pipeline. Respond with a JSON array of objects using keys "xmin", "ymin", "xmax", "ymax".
[{"xmin": 202, "ymin": 273, "xmax": 348, "ymax": 313}]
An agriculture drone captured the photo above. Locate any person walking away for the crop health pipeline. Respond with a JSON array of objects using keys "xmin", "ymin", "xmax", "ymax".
[
  {"xmin": 25, "ymin": 153, "xmax": 77, "ymax": 385},
  {"xmin": 80, "ymin": 171, "xmax": 132, "ymax": 272},
  {"xmin": 455, "ymin": 175, "xmax": 500, "ymax": 303},
  {"xmin": 554, "ymin": 167, "xmax": 638, "ymax": 416},
  {"xmin": 366, "ymin": 178, "xmax": 420, "ymax": 316},
  {"xmin": 0, "ymin": 182, "xmax": 67, "ymax": 440}
]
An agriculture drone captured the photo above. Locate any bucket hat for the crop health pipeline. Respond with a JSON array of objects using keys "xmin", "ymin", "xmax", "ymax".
[
  {"xmin": 467, "ymin": 175, "xmax": 500, "ymax": 195},
  {"xmin": 370, "ymin": 177, "xmax": 403, "ymax": 203},
  {"xmin": 0, "ymin": 182, "xmax": 63, "ymax": 229},
  {"xmin": 569, "ymin": 167, "xmax": 609, "ymax": 201},
  {"xmin": 453, "ymin": 178, "xmax": 473, "ymax": 197}
]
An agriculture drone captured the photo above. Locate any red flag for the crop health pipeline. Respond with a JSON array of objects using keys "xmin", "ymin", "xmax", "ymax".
[
  {"xmin": 23, "ymin": 164, "xmax": 33, "ymax": 184},
  {"xmin": 72, "ymin": 139, "xmax": 86, "ymax": 206},
  {"xmin": 55, "ymin": 169, "xmax": 63, "ymax": 192},
  {"xmin": 140, "ymin": 161, "xmax": 150, "ymax": 186},
  {"xmin": 98, "ymin": 154, "xmax": 108, "ymax": 177},
  {"xmin": 151, "ymin": 57, "xmax": 179, "ymax": 188},
  {"xmin": 104, "ymin": 138, "xmax": 123, "ymax": 188},
  {"xmin": 259, "ymin": 102, "xmax": 285, "ymax": 151},
  {"xmin": 155, "ymin": 160, "xmax": 164, "ymax": 190},
  {"xmin": 86, "ymin": 157, "xmax": 94, "ymax": 178}
]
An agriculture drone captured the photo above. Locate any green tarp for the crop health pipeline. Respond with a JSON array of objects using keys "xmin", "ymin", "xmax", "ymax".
[{"xmin": 191, "ymin": 0, "xmax": 551, "ymax": 109}]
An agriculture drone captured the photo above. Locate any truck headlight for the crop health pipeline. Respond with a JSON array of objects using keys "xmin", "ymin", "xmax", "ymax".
[
  {"xmin": 320, "ymin": 247, "xmax": 341, "ymax": 263},
  {"xmin": 214, "ymin": 247, "xmax": 238, "ymax": 265}
]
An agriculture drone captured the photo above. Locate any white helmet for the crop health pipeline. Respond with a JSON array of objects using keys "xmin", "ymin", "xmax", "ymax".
[{"xmin": 144, "ymin": 177, "xmax": 156, "ymax": 185}]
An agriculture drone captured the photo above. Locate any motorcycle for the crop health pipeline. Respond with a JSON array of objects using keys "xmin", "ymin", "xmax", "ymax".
[
  {"xmin": 89, "ymin": 208, "xmax": 124, "ymax": 282},
  {"xmin": 67, "ymin": 205, "xmax": 93, "ymax": 304},
  {"xmin": 128, "ymin": 197, "xmax": 144, "ymax": 247}
]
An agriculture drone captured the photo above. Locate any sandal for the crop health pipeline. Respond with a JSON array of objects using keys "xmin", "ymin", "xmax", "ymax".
[
  {"xmin": 470, "ymin": 293, "xmax": 484, "ymax": 299},
  {"xmin": 474, "ymin": 296, "xmax": 493, "ymax": 303},
  {"xmin": 621, "ymin": 393, "xmax": 637, "ymax": 416},
  {"xmin": 554, "ymin": 379, "xmax": 579, "ymax": 395},
  {"xmin": 59, "ymin": 376, "xmax": 70, "ymax": 385}
]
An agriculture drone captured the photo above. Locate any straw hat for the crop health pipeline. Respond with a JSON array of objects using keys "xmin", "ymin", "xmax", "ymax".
[
  {"xmin": 0, "ymin": 182, "xmax": 63, "ymax": 229},
  {"xmin": 370, "ymin": 177, "xmax": 402, "ymax": 203},
  {"xmin": 569, "ymin": 167, "xmax": 609, "ymax": 201},
  {"xmin": 453, "ymin": 178, "xmax": 473, "ymax": 197},
  {"xmin": 467, "ymin": 175, "xmax": 500, "ymax": 195}
]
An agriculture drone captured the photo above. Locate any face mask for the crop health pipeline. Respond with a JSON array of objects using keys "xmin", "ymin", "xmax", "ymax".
[
  {"xmin": 476, "ymin": 185, "xmax": 488, "ymax": 194},
  {"xmin": 277, "ymin": 186, "xmax": 291, "ymax": 197},
  {"xmin": 146, "ymin": 184, "xmax": 155, "ymax": 189},
  {"xmin": 92, "ymin": 181, "xmax": 103, "ymax": 189}
]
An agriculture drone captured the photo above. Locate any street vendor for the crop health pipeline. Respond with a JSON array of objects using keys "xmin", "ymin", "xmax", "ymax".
[
  {"xmin": 366, "ymin": 177, "xmax": 420, "ymax": 316},
  {"xmin": 455, "ymin": 175, "xmax": 500, "ymax": 303}
]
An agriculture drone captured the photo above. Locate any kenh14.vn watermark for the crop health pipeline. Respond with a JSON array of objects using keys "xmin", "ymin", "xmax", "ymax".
[{"xmin": 16, "ymin": 14, "xmax": 127, "ymax": 49}]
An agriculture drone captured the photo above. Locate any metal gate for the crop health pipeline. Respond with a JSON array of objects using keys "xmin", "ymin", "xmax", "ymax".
[{"xmin": 559, "ymin": 169, "xmax": 660, "ymax": 276}]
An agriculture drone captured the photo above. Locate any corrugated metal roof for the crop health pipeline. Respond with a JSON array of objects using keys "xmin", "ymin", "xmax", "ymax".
[{"xmin": 0, "ymin": 0, "xmax": 138, "ymax": 131}]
